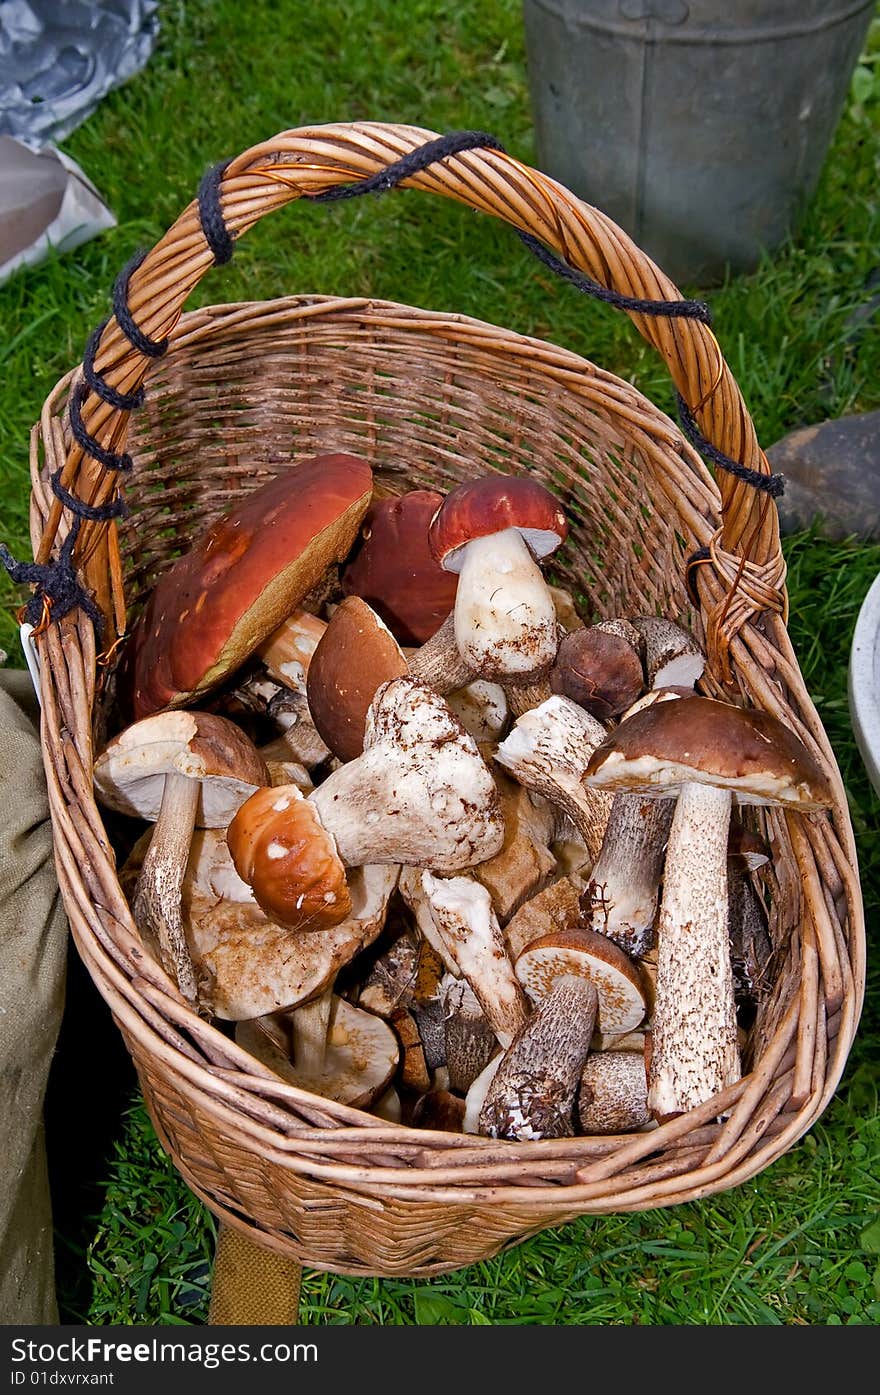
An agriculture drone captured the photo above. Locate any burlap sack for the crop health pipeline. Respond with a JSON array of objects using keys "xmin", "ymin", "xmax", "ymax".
[{"xmin": 0, "ymin": 668, "xmax": 67, "ymax": 1325}]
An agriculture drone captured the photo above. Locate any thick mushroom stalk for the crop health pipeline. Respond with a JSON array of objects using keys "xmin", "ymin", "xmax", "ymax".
[
  {"xmin": 493, "ymin": 695, "xmax": 613, "ymax": 864},
  {"xmin": 308, "ymin": 677, "xmax": 504, "ymax": 870},
  {"xmin": 132, "ymin": 773, "xmax": 201, "ymax": 1004},
  {"xmin": 579, "ymin": 794, "xmax": 674, "ymax": 958},
  {"xmin": 420, "ymin": 872, "xmax": 531, "ymax": 1048},
  {"xmin": 453, "ymin": 528, "xmax": 559, "ymax": 681},
  {"xmin": 479, "ymin": 975, "xmax": 599, "ymax": 1140},
  {"xmin": 648, "ymin": 781, "xmax": 740, "ymax": 1116}
]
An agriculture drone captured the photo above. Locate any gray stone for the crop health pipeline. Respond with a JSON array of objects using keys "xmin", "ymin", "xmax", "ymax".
[{"xmin": 766, "ymin": 411, "xmax": 880, "ymax": 541}]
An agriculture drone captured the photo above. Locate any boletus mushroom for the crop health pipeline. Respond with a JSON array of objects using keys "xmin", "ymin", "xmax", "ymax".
[
  {"xmin": 584, "ymin": 694, "xmax": 834, "ymax": 1118},
  {"xmin": 116, "ymin": 453, "xmax": 373, "ymax": 720},
  {"xmin": 428, "ymin": 473, "xmax": 569, "ymax": 687},
  {"xmin": 94, "ymin": 710, "xmax": 269, "ymax": 1004},
  {"xmin": 477, "ymin": 927, "xmax": 648, "ymax": 1140}
]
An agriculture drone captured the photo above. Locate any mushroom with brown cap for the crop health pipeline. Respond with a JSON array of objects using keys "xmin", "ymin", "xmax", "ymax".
[
  {"xmin": 94, "ymin": 710, "xmax": 269, "ymax": 1004},
  {"xmin": 340, "ymin": 488, "xmax": 459, "ymax": 645},
  {"xmin": 306, "ymin": 595, "xmax": 409, "ymax": 762},
  {"xmin": 224, "ymin": 782, "xmax": 353, "ymax": 932},
  {"xmin": 306, "ymin": 598, "xmax": 474, "ymax": 762},
  {"xmin": 584, "ymin": 693, "xmax": 834, "ymax": 1117},
  {"xmin": 429, "ymin": 474, "xmax": 569, "ymax": 686},
  {"xmin": 549, "ymin": 619, "xmax": 645, "ymax": 722},
  {"xmin": 477, "ymin": 927, "xmax": 648, "ymax": 1139},
  {"xmin": 117, "ymin": 453, "xmax": 373, "ymax": 721},
  {"xmin": 235, "ymin": 995, "xmax": 399, "ymax": 1109}
]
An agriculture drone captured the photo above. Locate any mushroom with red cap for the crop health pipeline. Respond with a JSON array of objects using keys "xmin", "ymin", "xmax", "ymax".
[
  {"xmin": 429, "ymin": 474, "xmax": 569, "ymax": 686},
  {"xmin": 584, "ymin": 694, "xmax": 834, "ymax": 1117},
  {"xmin": 340, "ymin": 488, "xmax": 459, "ymax": 645},
  {"xmin": 117, "ymin": 453, "xmax": 373, "ymax": 721},
  {"xmin": 94, "ymin": 710, "xmax": 269, "ymax": 1004}
]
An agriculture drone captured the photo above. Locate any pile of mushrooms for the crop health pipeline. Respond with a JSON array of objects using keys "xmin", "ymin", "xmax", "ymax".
[{"xmin": 93, "ymin": 452, "xmax": 832, "ymax": 1133}]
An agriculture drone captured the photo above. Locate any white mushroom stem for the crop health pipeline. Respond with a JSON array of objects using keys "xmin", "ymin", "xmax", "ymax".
[
  {"xmin": 292, "ymin": 987, "xmax": 334, "ymax": 1077},
  {"xmin": 581, "ymin": 794, "xmax": 674, "ymax": 958},
  {"xmin": 132, "ymin": 772, "xmax": 200, "ymax": 1005},
  {"xmin": 421, "ymin": 873, "xmax": 530, "ymax": 1049},
  {"xmin": 257, "ymin": 608, "xmax": 327, "ymax": 693},
  {"xmin": 648, "ymin": 782, "xmax": 741, "ymax": 1118},
  {"xmin": 493, "ymin": 695, "xmax": 613, "ymax": 863},
  {"xmin": 454, "ymin": 528, "xmax": 559, "ymax": 680}
]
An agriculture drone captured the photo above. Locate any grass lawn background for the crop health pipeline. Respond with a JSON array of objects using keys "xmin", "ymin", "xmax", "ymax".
[{"xmin": 1, "ymin": 0, "xmax": 879, "ymax": 1324}]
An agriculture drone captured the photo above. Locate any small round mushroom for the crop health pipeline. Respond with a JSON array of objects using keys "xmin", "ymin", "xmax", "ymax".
[
  {"xmin": 94, "ymin": 710, "xmax": 268, "ymax": 1004},
  {"xmin": 225, "ymin": 782, "xmax": 352, "ymax": 931},
  {"xmin": 340, "ymin": 488, "xmax": 459, "ymax": 645},
  {"xmin": 584, "ymin": 694, "xmax": 834, "ymax": 1117},
  {"xmin": 117, "ymin": 453, "xmax": 374, "ymax": 720},
  {"xmin": 429, "ymin": 474, "xmax": 569, "ymax": 683},
  {"xmin": 549, "ymin": 619, "xmax": 645, "ymax": 721}
]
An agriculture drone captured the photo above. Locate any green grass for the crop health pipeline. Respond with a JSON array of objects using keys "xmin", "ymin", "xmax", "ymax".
[{"xmin": 2, "ymin": 0, "xmax": 879, "ymax": 1326}]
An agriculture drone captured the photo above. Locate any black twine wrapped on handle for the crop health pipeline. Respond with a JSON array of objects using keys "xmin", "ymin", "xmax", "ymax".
[{"xmin": 2, "ymin": 128, "xmax": 783, "ymax": 642}]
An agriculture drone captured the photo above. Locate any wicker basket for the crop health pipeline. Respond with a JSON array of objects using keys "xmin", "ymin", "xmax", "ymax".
[{"xmin": 28, "ymin": 123, "xmax": 864, "ymax": 1278}]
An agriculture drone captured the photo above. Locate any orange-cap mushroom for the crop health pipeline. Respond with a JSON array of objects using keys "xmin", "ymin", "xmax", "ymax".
[{"xmin": 118, "ymin": 453, "xmax": 373, "ymax": 720}]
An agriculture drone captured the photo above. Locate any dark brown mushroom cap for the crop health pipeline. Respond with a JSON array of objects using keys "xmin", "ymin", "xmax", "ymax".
[
  {"xmin": 549, "ymin": 624, "xmax": 645, "ymax": 721},
  {"xmin": 584, "ymin": 694, "xmax": 834, "ymax": 810},
  {"xmin": 118, "ymin": 454, "xmax": 373, "ymax": 721},
  {"xmin": 93, "ymin": 709, "xmax": 269, "ymax": 824},
  {"xmin": 340, "ymin": 489, "xmax": 459, "ymax": 645},
  {"xmin": 515, "ymin": 926, "xmax": 648, "ymax": 1035},
  {"xmin": 428, "ymin": 474, "xmax": 569, "ymax": 572},
  {"xmin": 306, "ymin": 596, "xmax": 408, "ymax": 762},
  {"xmin": 226, "ymin": 783, "xmax": 352, "ymax": 931}
]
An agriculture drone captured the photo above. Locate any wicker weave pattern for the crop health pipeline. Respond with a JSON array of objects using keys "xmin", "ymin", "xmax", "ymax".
[{"xmin": 28, "ymin": 125, "xmax": 864, "ymax": 1276}]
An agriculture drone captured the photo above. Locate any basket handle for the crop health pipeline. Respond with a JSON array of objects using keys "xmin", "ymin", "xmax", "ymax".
[{"xmin": 41, "ymin": 121, "xmax": 785, "ymax": 657}]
